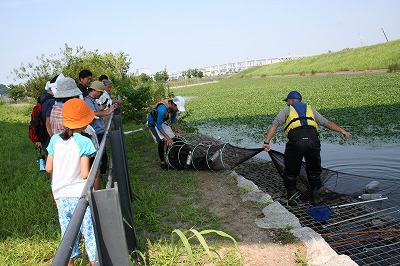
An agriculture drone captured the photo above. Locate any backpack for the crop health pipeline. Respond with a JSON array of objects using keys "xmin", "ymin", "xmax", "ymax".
[{"xmin": 28, "ymin": 94, "xmax": 53, "ymax": 143}]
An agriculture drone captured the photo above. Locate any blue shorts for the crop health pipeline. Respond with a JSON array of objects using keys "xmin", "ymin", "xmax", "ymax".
[{"xmin": 58, "ymin": 197, "xmax": 96, "ymax": 261}]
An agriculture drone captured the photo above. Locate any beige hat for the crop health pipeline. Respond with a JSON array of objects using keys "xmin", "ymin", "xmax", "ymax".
[{"xmin": 89, "ymin": 81, "xmax": 105, "ymax": 92}]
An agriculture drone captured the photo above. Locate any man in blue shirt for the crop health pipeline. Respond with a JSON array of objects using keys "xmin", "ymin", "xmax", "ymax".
[{"xmin": 147, "ymin": 96, "xmax": 186, "ymax": 170}]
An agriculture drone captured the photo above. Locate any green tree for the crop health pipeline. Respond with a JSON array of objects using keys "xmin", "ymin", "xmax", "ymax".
[
  {"xmin": 182, "ymin": 68, "xmax": 203, "ymax": 79},
  {"xmin": 197, "ymin": 70, "xmax": 204, "ymax": 78},
  {"xmin": 139, "ymin": 73, "xmax": 152, "ymax": 83},
  {"xmin": 8, "ymin": 84, "xmax": 26, "ymax": 102},
  {"xmin": 114, "ymin": 76, "xmax": 153, "ymax": 121},
  {"xmin": 9, "ymin": 44, "xmax": 173, "ymax": 123},
  {"xmin": 11, "ymin": 44, "xmax": 131, "ymax": 99},
  {"xmin": 153, "ymin": 70, "xmax": 169, "ymax": 82}
]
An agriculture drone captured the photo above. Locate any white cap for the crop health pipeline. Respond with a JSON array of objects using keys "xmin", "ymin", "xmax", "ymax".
[{"xmin": 173, "ymin": 96, "xmax": 186, "ymax": 112}]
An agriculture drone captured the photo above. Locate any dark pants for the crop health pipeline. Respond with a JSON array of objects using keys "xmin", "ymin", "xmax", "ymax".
[
  {"xmin": 284, "ymin": 127, "xmax": 322, "ymax": 192},
  {"xmin": 97, "ymin": 133, "xmax": 108, "ymax": 175},
  {"xmin": 148, "ymin": 124, "xmax": 166, "ymax": 162}
]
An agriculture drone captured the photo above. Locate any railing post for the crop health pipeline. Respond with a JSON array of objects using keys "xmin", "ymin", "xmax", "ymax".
[
  {"xmin": 89, "ymin": 185, "xmax": 130, "ymax": 265},
  {"xmin": 110, "ymin": 129, "xmax": 138, "ymax": 252}
]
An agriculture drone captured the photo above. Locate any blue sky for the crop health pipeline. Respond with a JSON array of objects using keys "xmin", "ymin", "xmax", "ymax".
[{"xmin": 0, "ymin": 0, "xmax": 399, "ymax": 85}]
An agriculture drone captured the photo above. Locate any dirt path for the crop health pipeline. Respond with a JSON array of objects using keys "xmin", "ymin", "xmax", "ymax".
[{"xmin": 197, "ymin": 170, "xmax": 306, "ymax": 265}]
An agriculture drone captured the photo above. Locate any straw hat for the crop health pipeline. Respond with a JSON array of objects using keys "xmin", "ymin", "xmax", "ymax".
[{"xmin": 62, "ymin": 98, "xmax": 95, "ymax": 129}]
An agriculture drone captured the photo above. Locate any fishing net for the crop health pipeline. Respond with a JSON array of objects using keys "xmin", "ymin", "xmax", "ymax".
[
  {"xmin": 166, "ymin": 138, "xmax": 263, "ymax": 171},
  {"xmin": 268, "ymin": 149, "xmax": 400, "ymax": 202}
]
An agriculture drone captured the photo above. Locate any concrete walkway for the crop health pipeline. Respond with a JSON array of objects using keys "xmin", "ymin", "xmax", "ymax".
[{"xmin": 231, "ymin": 171, "xmax": 358, "ymax": 266}]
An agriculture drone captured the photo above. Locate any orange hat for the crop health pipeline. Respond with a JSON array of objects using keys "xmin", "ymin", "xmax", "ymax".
[{"xmin": 62, "ymin": 98, "xmax": 95, "ymax": 129}]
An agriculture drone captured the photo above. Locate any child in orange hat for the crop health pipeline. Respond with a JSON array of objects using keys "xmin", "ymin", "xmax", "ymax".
[{"xmin": 45, "ymin": 98, "xmax": 97, "ymax": 265}]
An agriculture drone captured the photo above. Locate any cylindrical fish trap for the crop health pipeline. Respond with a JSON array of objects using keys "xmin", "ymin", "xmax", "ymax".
[
  {"xmin": 191, "ymin": 143, "xmax": 210, "ymax": 170},
  {"xmin": 166, "ymin": 138, "xmax": 192, "ymax": 170},
  {"xmin": 166, "ymin": 138, "xmax": 264, "ymax": 171},
  {"xmin": 205, "ymin": 143, "xmax": 229, "ymax": 171}
]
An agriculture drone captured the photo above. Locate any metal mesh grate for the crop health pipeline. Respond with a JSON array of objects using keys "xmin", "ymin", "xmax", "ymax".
[{"xmin": 235, "ymin": 158, "xmax": 400, "ymax": 266}]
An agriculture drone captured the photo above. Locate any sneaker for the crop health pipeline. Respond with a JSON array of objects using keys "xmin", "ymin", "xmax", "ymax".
[{"xmin": 160, "ymin": 163, "xmax": 168, "ymax": 170}]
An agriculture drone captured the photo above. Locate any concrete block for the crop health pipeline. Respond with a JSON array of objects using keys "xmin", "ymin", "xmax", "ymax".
[
  {"xmin": 241, "ymin": 191, "xmax": 272, "ymax": 203},
  {"xmin": 255, "ymin": 201, "xmax": 301, "ymax": 228},
  {"xmin": 291, "ymin": 227, "xmax": 338, "ymax": 265},
  {"xmin": 322, "ymin": 255, "xmax": 359, "ymax": 266},
  {"xmin": 236, "ymin": 175, "xmax": 261, "ymax": 192}
]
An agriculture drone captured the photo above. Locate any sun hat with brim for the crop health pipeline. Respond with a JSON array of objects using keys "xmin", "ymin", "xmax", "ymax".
[
  {"xmin": 89, "ymin": 81, "xmax": 105, "ymax": 92},
  {"xmin": 62, "ymin": 98, "xmax": 95, "ymax": 129},
  {"xmin": 172, "ymin": 96, "xmax": 186, "ymax": 112},
  {"xmin": 283, "ymin": 90, "xmax": 302, "ymax": 101},
  {"xmin": 54, "ymin": 77, "xmax": 82, "ymax": 98}
]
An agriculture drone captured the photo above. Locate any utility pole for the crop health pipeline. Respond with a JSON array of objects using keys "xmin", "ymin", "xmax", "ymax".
[{"xmin": 381, "ymin": 28, "xmax": 389, "ymax": 42}]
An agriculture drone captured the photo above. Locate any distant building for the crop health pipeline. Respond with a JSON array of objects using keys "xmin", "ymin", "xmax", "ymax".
[
  {"xmin": 168, "ymin": 71, "xmax": 184, "ymax": 80},
  {"xmin": 136, "ymin": 54, "xmax": 308, "ymax": 79},
  {"xmin": 135, "ymin": 68, "xmax": 150, "ymax": 76}
]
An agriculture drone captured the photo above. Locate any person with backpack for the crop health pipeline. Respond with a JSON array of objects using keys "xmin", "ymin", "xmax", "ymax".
[
  {"xmin": 31, "ymin": 74, "xmax": 62, "ymax": 151},
  {"xmin": 146, "ymin": 96, "xmax": 186, "ymax": 170},
  {"xmin": 45, "ymin": 98, "xmax": 97, "ymax": 265}
]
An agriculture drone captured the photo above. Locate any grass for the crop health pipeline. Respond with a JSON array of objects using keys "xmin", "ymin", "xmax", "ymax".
[
  {"xmin": 269, "ymin": 227, "xmax": 298, "ymax": 244},
  {"xmin": 0, "ymin": 103, "xmax": 61, "ymax": 264},
  {"xmin": 0, "ymin": 103, "xmax": 244, "ymax": 265},
  {"xmin": 232, "ymin": 39, "xmax": 400, "ymax": 77},
  {"xmin": 294, "ymin": 248, "xmax": 311, "ymax": 266}
]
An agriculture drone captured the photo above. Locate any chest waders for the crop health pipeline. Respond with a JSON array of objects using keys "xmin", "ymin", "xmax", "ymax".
[{"xmin": 283, "ymin": 103, "xmax": 321, "ymax": 206}]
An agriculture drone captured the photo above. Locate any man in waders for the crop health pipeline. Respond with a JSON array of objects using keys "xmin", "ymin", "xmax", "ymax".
[
  {"xmin": 147, "ymin": 96, "xmax": 186, "ymax": 170},
  {"xmin": 263, "ymin": 90, "xmax": 351, "ymax": 206}
]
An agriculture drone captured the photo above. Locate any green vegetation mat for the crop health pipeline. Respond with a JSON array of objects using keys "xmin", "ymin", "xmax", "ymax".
[{"xmin": 174, "ymin": 73, "xmax": 400, "ymax": 144}]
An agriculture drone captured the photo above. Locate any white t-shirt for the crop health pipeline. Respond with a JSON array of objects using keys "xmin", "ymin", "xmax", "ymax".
[
  {"xmin": 47, "ymin": 133, "xmax": 96, "ymax": 199},
  {"xmin": 85, "ymin": 125, "xmax": 99, "ymax": 150},
  {"xmin": 96, "ymin": 91, "xmax": 112, "ymax": 110}
]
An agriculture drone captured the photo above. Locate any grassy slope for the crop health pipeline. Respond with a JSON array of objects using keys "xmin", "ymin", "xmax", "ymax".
[{"xmin": 232, "ymin": 39, "xmax": 400, "ymax": 77}]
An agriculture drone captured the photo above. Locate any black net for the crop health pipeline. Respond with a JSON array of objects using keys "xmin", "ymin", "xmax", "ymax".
[
  {"xmin": 166, "ymin": 138, "xmax": 263, "ymax": 171},
  {"xmin": 268, "ymin": 149, "xmax": 400, "ymax": 203}
]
